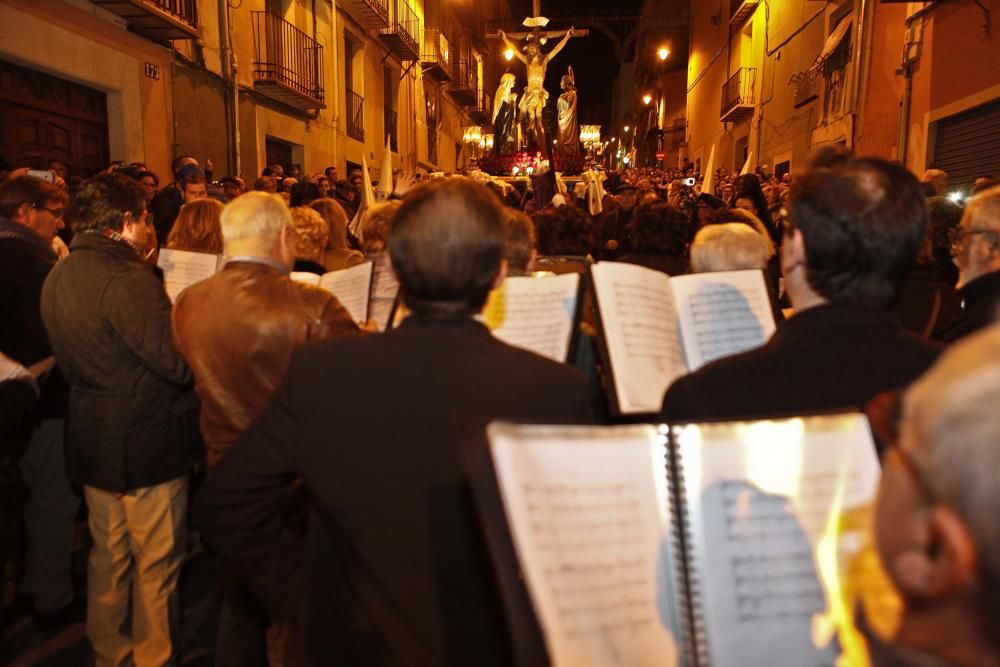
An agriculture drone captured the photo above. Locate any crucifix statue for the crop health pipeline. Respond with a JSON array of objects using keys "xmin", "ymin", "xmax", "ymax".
[{"xmin": 497, "ymin": 0, "xmax": 585, "ymax": 152}]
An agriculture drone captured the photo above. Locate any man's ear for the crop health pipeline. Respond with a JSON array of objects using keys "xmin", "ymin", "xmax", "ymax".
[
  {"xmin": 891, "ymin": 507, "xmax": 978, "ymax": 600},
  {"xmin": 784, "ymin": 228, "xmax": 807, "ymax": 269},
  {"xmin": 925, "ymin": 506, "xmax": 979, "ymax": 596},
  {"xmin": 492, "ymin": 259, "xmax": 508, "ymax": 290},
  {"xmin": 13, "ymin": 202, "xmax": 32, "ymax": 223}
]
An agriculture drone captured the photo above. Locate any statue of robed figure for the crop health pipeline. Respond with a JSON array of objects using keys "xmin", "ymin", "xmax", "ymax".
[
  {"xmin": 492, "ymin": 73, "xmax": 519, "ymax": 155},
  {"xmin": 556, "ymin": 66, "xmax": 579, "ymax": 154}
]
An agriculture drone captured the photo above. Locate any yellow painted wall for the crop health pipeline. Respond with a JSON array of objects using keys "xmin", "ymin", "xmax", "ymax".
[{"xmin": 0, "ymin": 0, "xmax": 174, "ymax": 177}]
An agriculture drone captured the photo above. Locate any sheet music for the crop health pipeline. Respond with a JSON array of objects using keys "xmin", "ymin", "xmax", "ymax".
[
  {"xmin": 488, "ymin": 423, "xmax": 681, "ymax": 667},
  {"xmin": 368, "ymin": 255, "xmax": 399, "ymax": 331},
  {"xmin": 592, "ymin": 262, "xmax": 686, "ymax": 414},
  {"xmin": 673, "ymin": 414, "xmax": 883, "ymax": 667},
  {"xmin": 669, "ymin": 270, "xmax": 776, "ymax": 371},
  {"xmin": 482, "ymin": 274, "xmax": 579, "ymax": 362},
  {"xmin": 318, "ymin": 262, "xmax": 373, "ymax": 324},
  {"xmin": 157, "ymin": 249, "xmax": 222, "ymax": 303}
]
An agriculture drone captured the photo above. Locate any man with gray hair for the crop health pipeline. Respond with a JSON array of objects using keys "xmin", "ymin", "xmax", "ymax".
[
  {"xmin": 942, "ymin": 186, "xmax": 1000, "ymax": 341},
  {"xmin": 195, "ymin": 178, "xmax": 590, "ymax": 666},
  {"xmin": 872, "ymin": 325, "xmax": 1000, "ymax": 666},
  {"xmin": 172, "ymin": 191, "xmax": 357, "ymax": 665}
]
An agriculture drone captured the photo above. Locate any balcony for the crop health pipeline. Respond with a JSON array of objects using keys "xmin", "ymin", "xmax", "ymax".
[
  {"xmin": 447, "ymin": 60, "xmax": 478, "ymax": 106},
  {"xmin": 339, "ymin": 0, "xmax": 389, "ymax": 30},
  {"xmin": 347, "ymin": 90, "xmax": 365, "ymax": 142},
  {"xmin": 720, "ymin": 67, "xmax": 756, "ymax": 123},
  {"xmin": 469, "ymin": 89, "xmax": 491, "ymax": 125},
  {"xmin": 251, "ymin": 11, "xmax": 325, "ymax": 110},
  {"xmin": 793, "ymin": 69, "xmax": 820, "ymax": 108},
  {"xmin": 89, "ymin": 0, "xmax": 197, "ymax": 43},
  {"xmin": 421, "ymin": 28, "xmax": 453, "ymax": 83},
  {"xmin": 384, "ymin": 107, "xmax": 398, "ymax": 151},
  {"xmin": 730, "ymin": 0, "xmax": 760, "ymax": 27},
  {"xmin": 378, "ymin": 0, "xmax": 420, "ymax": 62}
]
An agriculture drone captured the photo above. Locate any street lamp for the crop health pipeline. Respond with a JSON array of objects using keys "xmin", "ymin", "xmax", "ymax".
[
  {"xmin": 642, "ymin": 94, "xmax": 652, "ymax": 105},
  {"xmin": 624, "ymin": 126, "xmax": 630, "ymax": 133},
  {"xmin": 658, "ymin": 47, "xmax": 670, "ymax": 61}
]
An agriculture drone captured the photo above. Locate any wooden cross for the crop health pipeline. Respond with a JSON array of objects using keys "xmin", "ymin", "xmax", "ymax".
[{"xmin": 486, "ymin": 0, "xmax": 590, "ymax": 41}]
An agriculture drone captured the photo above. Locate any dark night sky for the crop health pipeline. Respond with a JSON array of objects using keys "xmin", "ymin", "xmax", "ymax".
[{"xmin": 503, "ymin": 0, "xmax": 646, "ymax": 130}]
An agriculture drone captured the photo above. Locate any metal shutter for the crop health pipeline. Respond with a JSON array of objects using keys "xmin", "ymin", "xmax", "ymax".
[{"xmin": 933, "ymin": 98, "xmax": 1000, "ymax": 191}]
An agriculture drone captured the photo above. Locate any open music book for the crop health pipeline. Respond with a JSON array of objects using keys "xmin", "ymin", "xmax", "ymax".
[
  {"xmin": 482, "ymin": 274, "xmax": 582, "ymax": 363},
  {"xmin": 291, "ymin": 261, "xmax": 374, "ymax": 325},
  {"xmin": 157, "ymin": 249, "xmax": 225, "ymax": 303},
  {"xmin": 591, "ymin": 264, "xmax": 776, "ymax": 414},
  {"xmin": 483, "ymin": 414, "xmax": 891, "ymax": 667}
]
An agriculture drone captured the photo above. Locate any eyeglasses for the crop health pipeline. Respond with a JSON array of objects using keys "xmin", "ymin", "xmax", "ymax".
[
  {"xmin": 33, "ymin": 204, "xmax": 64, "ymax": 219},
  {"xmin": 949, "ymin": 227, "xmax": 996, "ymax": 249}
]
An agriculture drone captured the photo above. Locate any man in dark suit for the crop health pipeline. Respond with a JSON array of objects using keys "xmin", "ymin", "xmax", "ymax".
[
  {"xmin": 661, "ymin": 155, "xmax": 942, "ymax": 429},
  {"xmin": 196, "ymin": 177, "xmax": 591, "ymax": 666},
  {"xmin": 942, "ymin": 186, "xmax": 1000, "ymax": 342}
]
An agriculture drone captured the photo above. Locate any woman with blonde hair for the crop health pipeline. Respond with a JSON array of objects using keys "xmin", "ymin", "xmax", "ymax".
[
  {"xmin": 690, "ymin": 223, "xmax": 773, "ymax": 274},
  {"xmin": 310, "ymin": 198, "xmax": 364, "ymax": 271},
  {"xmin": 360, "ymin": 201, "xmax": 402, "ymax": 330},
  {"xmin": 166, "ymin": 198, "xmax": 224, "ymax": 254},
  {"xmin": 288, "ymin": 206, "xmax": 329, "ymax": 274}
]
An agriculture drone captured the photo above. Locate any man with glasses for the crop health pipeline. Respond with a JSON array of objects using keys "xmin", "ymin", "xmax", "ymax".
[
  {"xmin": 661, "ymin": 154, "xmax": 942, "ymax": 425},
  {"xmin": 41, "ymin": 174, "xmax": 199, "ymax": 666},
  {"xmin": 0, "ymin": 174, "xmax": 80, "ymax": 629},
  {"xmin": 942, "ymin": 186, "xmax": 1000, "ymax": 341},
  {"xmin": 871, "ymin": 326, "xmax": 1000, "ymax": 666}
]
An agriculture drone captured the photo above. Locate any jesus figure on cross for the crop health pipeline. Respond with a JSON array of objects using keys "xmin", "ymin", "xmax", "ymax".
[{"xmin": 500, "ymin": 25, "xmax": 575, "ymax": 151}]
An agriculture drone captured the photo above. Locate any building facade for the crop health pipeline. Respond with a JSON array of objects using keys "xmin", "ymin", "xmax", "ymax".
[
  {"xmin": 0, "ymin": 0, "xmax": 511, "ymax": 182},
  {"xmin": 685, "ymin": 0, "xmax": 1000, "ymax": 185}
]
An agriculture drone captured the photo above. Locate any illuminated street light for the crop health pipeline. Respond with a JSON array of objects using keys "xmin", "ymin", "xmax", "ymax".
[
  {"xmin": 504, "ymin": 48, "xmax": 514, "ymax": 61},
  {"xmin": 624, "ymin": 126, "xmax": 630, "ymax": 133},
  {"xmin": 658, "ymin": 47, "xmax": 670, "ymax": 61},
  {"xmin": 642, "ymin": 94, "xmax": 652, "ymax": 105}
]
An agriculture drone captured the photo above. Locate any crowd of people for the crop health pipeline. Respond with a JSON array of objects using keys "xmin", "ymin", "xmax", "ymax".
[{"xmin": 2, "ymin": 147, "xmax": 1000, "ymax": 667}]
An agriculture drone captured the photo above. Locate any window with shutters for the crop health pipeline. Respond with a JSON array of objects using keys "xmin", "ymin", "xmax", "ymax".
[{"xmin": 932, "ymin": 99, "xmax": 1000, "ymax": 191}]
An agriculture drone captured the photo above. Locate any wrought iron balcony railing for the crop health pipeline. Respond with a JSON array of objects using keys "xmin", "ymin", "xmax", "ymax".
[
  {"xmin": 421, "ymin": 28, "xmax": 453, "ymax": 83},
  {"xmin": 251, "ymin": 11, "xmax": 325, "ymax": 110},
  {"xmin": 378, "ymin": 0, "xmax": 420, "ymax": 61},
  {"xmin": 447, "ymin": 59, "xmax": 478, "ymax": 106},
  {"xmin": 90, "ymin": 0, "xmax": 198, "ymax": 43},
  {"xmin": 340, "ymin": 0, "xmax": 389, "ymax": 30},
  {"xmin": 720, "ymin": 67, "xmax": 756, "ymax": 123},
  {"xmin": 347, "ymin": 89, "xmax": 365, "ymax": 142},
  {"xmin": 469, "ymin": 88, "xmax": 491, "ymax": 125}
]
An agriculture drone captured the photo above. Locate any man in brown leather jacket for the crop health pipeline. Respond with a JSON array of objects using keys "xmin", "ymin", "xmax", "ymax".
[{"xmin": 171, "ymin": 191, "xmax": 358, "ymax": 666}]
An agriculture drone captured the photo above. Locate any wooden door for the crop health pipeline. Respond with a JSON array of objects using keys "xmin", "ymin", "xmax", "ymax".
[{"xmin": 0, "ymin": 59, "xmax": 109, "ymax": 177}]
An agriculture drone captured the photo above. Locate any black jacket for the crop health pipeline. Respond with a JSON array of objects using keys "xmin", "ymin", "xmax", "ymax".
[
  {"xmin": 0, "ymin": 217, "xmax": 67, "ymax": 420},
  {"xmin": 940, "ymin": 270, "xmax": 1000, "ymax": 342},
  {"xmin": 196, "ymin": 317, "xmax": 591, "ymax": 667},
  {"xmin": 661, "ymin": 303, "xmax": 942, "ymax": 428},
  {"xmin": 894, "ymin": 265, "xmax": 962, "ymax": 339},
  {"xmin": 41, "ymin": 233, "xmax": 199, "ymax": 492},
  {"xmin": 150, "ymin": 185, "xmax": 183, "ymax": 246}
]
